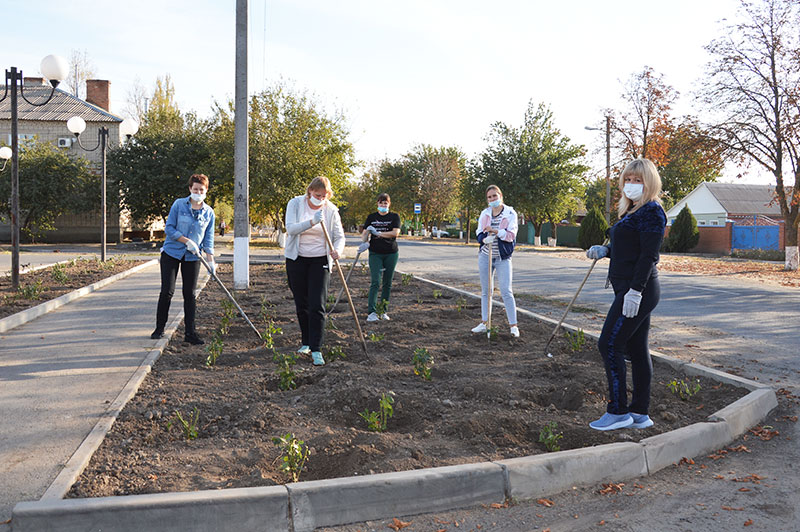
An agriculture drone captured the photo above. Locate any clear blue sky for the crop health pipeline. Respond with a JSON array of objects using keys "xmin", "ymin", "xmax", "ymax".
[{"xmin": 4, "ymin": 0, "xmax": 767, "ymax": 182}]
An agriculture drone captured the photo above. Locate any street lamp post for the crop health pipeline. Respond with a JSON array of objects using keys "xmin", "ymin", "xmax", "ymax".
[
  {"xmin": 67, "ymin": 116, "xmax": 138, "ymax": 261},
  {"xmin": 585, "ymin": 116, "xmax": 612, "ymax": 223},
  {"xmin": 1, "ymin": 55, "xmax": 68, "ymax": 290}
]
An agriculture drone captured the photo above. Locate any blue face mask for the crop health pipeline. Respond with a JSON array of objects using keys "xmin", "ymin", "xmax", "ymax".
[
  {"xmin": 488, "ymin": 199, "xmax": 501, "ymax": 208},
  {"xmin": 377, "ymin": 206, "xmax": 389, "ymax": 214}
]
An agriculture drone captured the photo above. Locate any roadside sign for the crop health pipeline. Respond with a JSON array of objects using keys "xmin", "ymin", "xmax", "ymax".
[{"xmin": 414, "ymin": 203, "xmax": 421, "ymax": 214}]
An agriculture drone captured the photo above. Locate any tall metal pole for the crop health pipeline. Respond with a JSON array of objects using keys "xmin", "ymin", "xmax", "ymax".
[
  {"xmin": 233, "ymin": 0, "xmax": 250, "ymax": 290},
  {"xmin": 9, "ymin": 68, "xmax": 20, "ymax": 290},
  {"xmin": 604, "ymin": 115, "xmax": 611, "ymax": 224},
  {"xmin": 100, "ymin": 127, "xmax": 108, "ymax": 261}
]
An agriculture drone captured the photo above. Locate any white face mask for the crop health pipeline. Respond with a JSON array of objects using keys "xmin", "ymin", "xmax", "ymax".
[
  {"xmin": 190, "ymin": 192, "xmax": 206, "ymax": 203},
  {"xmin": 309, "ymin": 195, "xmax": 325, "ymax": 207},
  {"xmin": 623, "ymin": 183, "xmax": 644, "ymax": 202}
]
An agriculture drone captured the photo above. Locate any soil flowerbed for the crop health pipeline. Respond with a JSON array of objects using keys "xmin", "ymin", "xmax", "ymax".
[
  {"xmin": 0, "ymin": 257, "xmax": 149, "ymax": 320},
  {"xmin": 69, "ymin": 263, "xmax": 746, "ymax": 498}
]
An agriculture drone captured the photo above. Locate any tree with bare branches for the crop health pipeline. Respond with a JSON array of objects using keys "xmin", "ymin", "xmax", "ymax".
[{"xmin": 701, "ymin": 0, "xmax": 800, "ymax": 269}]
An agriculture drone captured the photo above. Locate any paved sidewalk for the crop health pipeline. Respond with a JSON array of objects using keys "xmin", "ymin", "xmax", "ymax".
[{"xmin": 0, "ymin": 262, "xmax": 186, "ymax": 527}]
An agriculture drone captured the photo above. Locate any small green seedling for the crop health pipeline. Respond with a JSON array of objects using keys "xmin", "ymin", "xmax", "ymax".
[
  {"xmin": 205, "ymin": 334, "xmax": 224, "ymax": 366},
  {"xmin": 261, "ymin": 320, "xmax": 283, "ymax": 350},
  {"xmin": 417, "ymin": 295, "xmax": 424, "ymax": 304},
  {"xmin": 18, "ymin": 280, "xmax": 44, "ymax": 300},
  {"xmin": 327, "ymin": 294, "xmax": 336, "ymax": 304},
  {"xmin": 487, "ymin": 325, "xmax": 499, "ymax": 340},
  {"xmin": 272, "ymin": 351, "xmax": 298, "ymax": 390},
  {"xmin": 359, "ymin": 393, "xmax": 394, "ymax": 432},
  {"xmin": 327, "ymin": 345, "xmax": 347, "ymax": 362},
  {"xmin": 168, "ymin": 407, "xmax": 200, "ymax": 440},
  {"xmin": 432, "ymin": 289, "xmax": 443, "ymax": 299},
  {"xmin": 401, "ymin": 273, "xmax": 413, "ymax": 286},
  {"xmin": 272, "ymin": 433, "xmax": 310, "ymax": 482},
  {"xmin": 565, "ymin": 329, "xmax": 586, "ymax": 351},
  {"xmin": 325, "ymin": 316, "xmax": 339, "ymax": 331},
  {"xmin": 667, "ymin": 378, "xmax": 701, "ymax": 400},
  {"xmin": 375, "ymin": 299, "xmax": 388, "ymax": 316},
  {"xmin": 219, "ymin": 300, "xmax": 235, "ymax": 335},
  {"xmin": 538, "ymin": 421, "xmax": 563, "ymax": 452},
  {"xmin": 259, "ymin": 295, "xmax": 275, "ymax": 323},
  {"xmin": 455, "ymin": 296, "xmax": 467, "ymax": 312},
  {"xmin": 412, "ymin": 347, "xmax": 434, "ymax": 380},
  {"xmin": 51, "ymin": 262, "xmax": 70, "ymax": 284},
  {"xmin": 369, "ymin": 332, "xmax": 385, "ymax": 342}
]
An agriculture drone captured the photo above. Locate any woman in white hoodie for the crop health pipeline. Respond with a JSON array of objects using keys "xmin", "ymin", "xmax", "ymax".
[
  {"xmin": 284, "ymin": 176, "xmax": 345, "ymax": 366},
  {"xmin": 472, "ymin": 185, "xmax": 520, "ymax": 338}
]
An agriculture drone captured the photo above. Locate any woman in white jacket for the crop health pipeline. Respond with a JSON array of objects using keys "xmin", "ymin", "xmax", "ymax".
[
  {"xmin": 472, "ymin": 185, "xmax": 520, "ymax": 338},
  {"xmin": 284, "ymin": 176, "xmax": 346, "ymax": 366}
]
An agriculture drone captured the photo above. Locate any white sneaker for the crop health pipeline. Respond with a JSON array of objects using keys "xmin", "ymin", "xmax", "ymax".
[
  {"xmin": 367, "ymin": 312, "xmax": 380, "ymax": 322},
  {"xmin": 380, "ymin": 313, "xmax": 390, "ymax": 321},
  {"xmin": 471, "ymin": 322, "xmax": 487, "ymax": 333},
  {"xmin": 510, "ymin": 326, "xmax": 520, "ymax": 338},
  {"xmin": 297, "ymin": 345, "xmax": 311, "ymax": 355}
]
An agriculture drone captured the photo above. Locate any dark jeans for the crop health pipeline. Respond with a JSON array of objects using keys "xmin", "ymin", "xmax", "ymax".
[
  {"xmin": 368, "ymin": 251, "xmax": 399, "ymax": 314},
  {"xmin": 598, "ymin": 276, "xmax": 661, "ymax": 415},
  {"xmin": 155, "ymin": 252, "xmax": 201, "ymax": 335},
  {"xmin": 286, "ymin": 256, "xmax": 330, "ymax": 352}
]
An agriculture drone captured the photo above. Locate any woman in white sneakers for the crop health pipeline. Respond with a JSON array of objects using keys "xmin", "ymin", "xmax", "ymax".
[
  {"xmin": 472, "ymin": 185, "xmax": 519, "ymax": 338},
  {"xmin": 284, "ymin": 176, "xmax": 346, "ymax": 366}
]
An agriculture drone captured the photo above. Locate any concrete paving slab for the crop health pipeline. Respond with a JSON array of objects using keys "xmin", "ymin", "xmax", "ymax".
[
  {"xmin": 497, "ymin": 442, "xmax": 647, "ymax": 501},
  {"xmin": 287, "ymin": 462, "xmax": 506, "ymax": 531},
  {"xmin": 641, "ymin": 421, "xmax": 733, "ymax": 474},
  {"xmin": 708, "ymin": 387, "xmax": 779, "ymax": 438}
]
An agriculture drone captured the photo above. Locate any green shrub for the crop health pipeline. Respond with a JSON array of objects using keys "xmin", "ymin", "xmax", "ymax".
[
  {"xmin": 666, "ymin": 205, "xmax": 700, "ymax": 252},
  {"xmin": 577, "ymin": 206, "xmax": 609, "ymax": 250}
]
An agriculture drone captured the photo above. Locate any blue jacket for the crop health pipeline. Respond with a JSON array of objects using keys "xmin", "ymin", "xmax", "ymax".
[
  {"xmin": 608, "ymin": 201, "xmax": 666, "ymax": 292},
  {"xmin": 162, "ymin": 196, "xmax": 215, "ymax": 261}
]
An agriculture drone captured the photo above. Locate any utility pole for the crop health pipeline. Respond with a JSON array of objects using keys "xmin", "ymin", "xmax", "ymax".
[{"xmin": 233, "ymin": 0, "xmax": 250, "ymax": 289}]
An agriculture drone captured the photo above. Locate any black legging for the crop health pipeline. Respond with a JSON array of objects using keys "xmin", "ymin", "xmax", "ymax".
[
  {"xmin": 155, "ymin": 252, "xmax": 201, "ymax": 335},
  {"xmin": 286, "ymin": 256, "xmax": 330, "ymax": 352},
  {"xmin": 597, "ymin": 276, "xmax": 661, "ymax": 416}
]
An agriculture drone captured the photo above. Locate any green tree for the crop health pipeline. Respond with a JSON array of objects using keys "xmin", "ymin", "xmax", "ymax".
[
  {"xmin": 475, "ymin": 101, "xmax": 588, "ymax": 242},
  {"xmin": 659, "ymin": 119, "xmax": 725, "ymax": 207},
  {"xmin": 666, "ymin": 205, "xmax": 700, "ymax": 252},
  {"xmin": 108, "ymin": 76, "xmax": 210, "ymax": 226},
  {"xmin": 0, "ymin": 140, "xmax": 96, "ymax": 240},
  {"xmin": 578, "ymin": 206, "xmax": 609, "ymax": 250},
  {"xmin": 206, "ymin": 82, "xmax": 355, "ymax": 229}
]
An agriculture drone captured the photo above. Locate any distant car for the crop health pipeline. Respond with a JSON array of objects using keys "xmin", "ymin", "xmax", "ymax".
[{"xmin": 431, "ymin": 227, "xmax": 450, "ymax": 238}]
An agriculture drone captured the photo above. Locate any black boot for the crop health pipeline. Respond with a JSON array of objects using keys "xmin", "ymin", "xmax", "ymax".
[
  {"xmin": 184, "ymin": 332, "xmax": 204, "ymax": 345},
  {"xmin": 150, "ymin": 329, "xmax": 165, "ymax": 339}
]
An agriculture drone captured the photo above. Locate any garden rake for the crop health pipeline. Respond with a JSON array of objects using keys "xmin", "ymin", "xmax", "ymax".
[
  {"xmin": 326, "ymin": 249, "xmax": 364, "ymax": 317},
  {"xmin": 543, "ymin": 238, "xmax": 609, "ymax": 356},
  {"xmin": 197, "ymin": 254, "xmax": 263, "ymax": 343},
  {"xmin": 319, "ymin": 220, "xmax": 370, "ymax": 360}
]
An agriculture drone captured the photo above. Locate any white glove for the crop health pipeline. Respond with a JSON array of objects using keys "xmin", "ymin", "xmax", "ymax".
[
  {"xmin": 367, "ymin": 225, "xmax": 379, "ymax": 236},
  {"xmin": 496, "ymin": 229, "xmax": 507, "ymax": 240},
  {"xmin": 586, "ymin": 245, "xmax": 609, "ymax": 260},
  {"xmin": 622, "ymin": 289, "xmax": 642, "ymax": 318},
  {"xmin": 312, "ymin": 209, "xmax": 323, "ymax": 225},
  {"xmin": 357, "ymin": 242, "xmax": 370, "ymax": 253},
  {"xmin": 210, "ymin": 261, "xmax": 218, "ymax": 276},
  {"xmin": 483, "ymin": 234, "xmax": 495, "ymax": 244},
  {"xmin": 185, "ymin": 239, "xmax": 200, "ymax": 256}
]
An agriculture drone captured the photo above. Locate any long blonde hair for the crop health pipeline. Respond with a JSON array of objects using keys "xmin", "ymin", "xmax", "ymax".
[
  {"xmin": 307, "ymin": 176, "xmax": 334, "ymax": 199},
  {"xmin": 617, "ymin": 158, "xmax": 663, "ymax": 217}
]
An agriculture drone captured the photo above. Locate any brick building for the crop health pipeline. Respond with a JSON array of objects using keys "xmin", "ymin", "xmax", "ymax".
[{"xmin": 0, "ymin": 78, "xmax": 128, "ymax": 243}]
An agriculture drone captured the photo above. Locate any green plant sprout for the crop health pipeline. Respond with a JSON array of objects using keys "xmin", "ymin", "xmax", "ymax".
[
  {"xmin": 272, "ymin": 433, "xmax": 310, "ymax": 482},
  {"xmin": 455, "ymin": 296, "xmax": 467, "ymax": 312},
  {"xmin": 538, "ymin": 421, "xmax": 563, "ymax": 452},
  {"xmin": 565, "ymin": 329, "xmax": 586, "ymax": 351},
  {"xmin": 205, "ymin": 334, "xmax": 224, "ymax": 366},
  {"xmin": 18, "ymin": 280, "xmax": 44, "ymax": 300},
  {"xmin": 261, "ymin": 320, "xmax": 283, "ymax": 350},
  {"xmin": 401, "ymin": 273, "xmax": 413, "ymax": 286},
  {"xmin": 432, "ymin": 289, "xmax": 443, "ymax": 299},
  {"xmin": 375, "ymin": 299, "xmax": 388, "ymax": 316},
  {"xmin": 412, "ymin": 347, "xmax": 434, "ymax": 380},
  {"xmin": 359, "ymin": 393, "xmax": 394, "ymax": 432},
  {"xmin": 327, "ymin": 345, "xmax": 347, "ymax": 362},
  {"xmin": 325, "ymin": 317, "xmax": 339, "ymax": 331},
  {"xmin": 258, "ymin": 295, "xmax": 275, "ymax": 323},
  {"xmin": 369, "ymin": 332, "xmax": 385, "ymax": 342},
  {"xmin": 168, "ymin": 407, "xmax": 200, "ymax": 440},
  {"xmin": 667, "ymin": 378, "xmax": 701, "ymax": 400},
  {"xmin": 488, "ymin": 325, "xmax": 499, "ymax": 340},
  {"xmin": 51, "ymin": 262, "xmax": 70, "ymax": 284},
  {"xmin": 272, "ymin": 351, "xmax": 298, "ymax": 390}
]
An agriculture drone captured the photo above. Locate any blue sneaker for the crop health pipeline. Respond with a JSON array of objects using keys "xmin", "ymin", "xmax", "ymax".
[
  {"xmin": 297, "ymin": 345, "xmax": 311, "ymax": 355},
  {"xmin": 630, "ymin": 413, "xmax": 654, "ymax": 429},
  {"xmin": 589, "ymin": 412, "xmax": 633, "ymax": 431},
  {"xmin": 311, "ymin": 351, "xmax": 325, "ymax": 366}
]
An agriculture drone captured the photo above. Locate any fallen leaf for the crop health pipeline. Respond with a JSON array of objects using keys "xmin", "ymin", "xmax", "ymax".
[
  {"xmin": 537, "ymin": 498, "xmax": 555, "ymax": 507},
  {"xmin": 783, "ymin": 416, "xmax": 798, "ymax": 422},
  {"xmin": 536, "ymin": 514, "xmax": 543, "ymax": 518},
  {"xmin": 388, "ymin": 518, "xmax": 412, "ymax": 530},
  {"xmin": 633, "ymin": 483, "xmax": 644, "ymax": 489},
  {"xmin": 728, "ymin": 445, "xmax": 751, "ymax": 453},
  {"xmin": 678, "ymin": 457, "xmax": 695, "ymax": 466},
  {"xmin": 714, "ymin": 474, "xmax": 726, "ymax": 479},
  {"xmin": 722, "ymin": 506, "xmax": 744, "ymax": 511},
  {"xmin": 744, "ymin": 519, "xmax": 754, "ymax": 526},
  {"xmin": 598, "ymin": 483, "xmax": 624, "ymax": 495},
  {"xmin": 739, "ymin": 487, "xmax": 751, "ymax": 492},
  {"xmin": 489, "ymin": 502, "xmax": 507, "ymax": 509},
  {"xmin": 598, "ymin": 520, "xmax": 606, "ymax": 526},
  {"xmin": 696, "ymin": 404, "xmax": 705, "ymax": 410}
]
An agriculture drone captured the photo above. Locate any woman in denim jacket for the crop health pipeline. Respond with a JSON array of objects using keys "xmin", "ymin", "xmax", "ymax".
[
  {"xmin": 151, "ymin": 174, "xmax": 216, "ymax": 345},
  {"xmin": 472, "ymin": 185, "xmax": 520, "ymax": 338}
]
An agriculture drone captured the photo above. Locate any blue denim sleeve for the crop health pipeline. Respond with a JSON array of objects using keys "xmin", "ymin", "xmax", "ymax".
[
  {"xmin": 164, "ymin": 200, "xmax": 182, "ymax": 242},
  {"xmin": 202, "ymin": 209, "xmax": 215, "ymax": 254}
]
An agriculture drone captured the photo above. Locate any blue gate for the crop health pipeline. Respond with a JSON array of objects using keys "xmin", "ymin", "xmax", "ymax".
[{"xmin": 732, "ymin": 216, "xmax": 780, "ymax": 250}]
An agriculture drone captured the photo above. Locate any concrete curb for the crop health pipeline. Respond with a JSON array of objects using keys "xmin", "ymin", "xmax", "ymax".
[
  {"xmin": 0, "ymin": 259, "xmax": 158, "ymax": 334},
  {"xmin": 10, "ymin": 270, "xmax": 778, "ymax": 532}
]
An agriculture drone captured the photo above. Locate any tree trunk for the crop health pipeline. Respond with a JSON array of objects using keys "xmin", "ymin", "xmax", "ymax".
[
  {"xmin": 533, "ymin": 221, "xmax": 543, "ymax": 246},
  {"xmin": 465, "ymin": 207, "xmax": 470, "ymax": 244}
]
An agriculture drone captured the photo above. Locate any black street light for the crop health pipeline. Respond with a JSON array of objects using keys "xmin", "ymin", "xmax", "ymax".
[
  {"xmin": 1, "ymin": 55, "xmax": 68, "ymax": 290},
  {"xmin": 585, "ymin": 116, "xmax": 612, "ymax": 223},
  {"xmin": 67, "ymin": 116, "xmax": 138, "ymax": 261}
]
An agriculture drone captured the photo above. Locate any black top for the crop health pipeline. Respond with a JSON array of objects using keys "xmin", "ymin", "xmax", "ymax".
[
  {"xmin": 608, "ymin": 201, "xmax": 667, "ymax": 292},
  {"xmin": 364, "ymin": 212, "xmax": 401, "ymax": 254}
]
